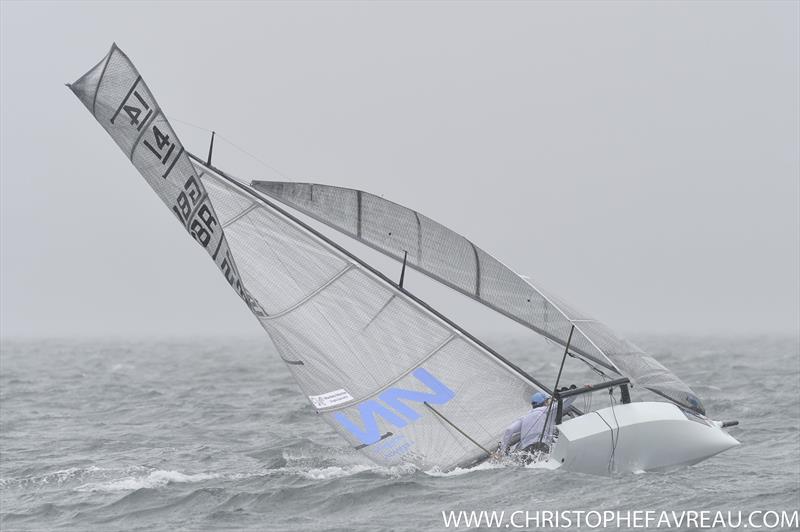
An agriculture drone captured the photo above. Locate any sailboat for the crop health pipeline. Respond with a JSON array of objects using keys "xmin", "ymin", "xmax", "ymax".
[{"xmin": 68, "ymin": 44, "xmax": 739, "ymax": 476}]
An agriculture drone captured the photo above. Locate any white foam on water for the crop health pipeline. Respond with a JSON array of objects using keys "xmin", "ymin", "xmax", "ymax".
[
  {"xmin": 76, "ymin": 470, "xmax": 218, "ymax": 492},
  {"xmin": 1, "ymin": 465, "xmax": 150, "ymax": 489},
  {"xmin": 298, "ymin": 464, "xmax": 375, "ymax": 480},
  {"xmin": 424, "ymin": 460, "xmax": 507, "ymax": 477},
  {"xmin": 228, "ymin": 462, "xmax": 417, "ymax": 481}
]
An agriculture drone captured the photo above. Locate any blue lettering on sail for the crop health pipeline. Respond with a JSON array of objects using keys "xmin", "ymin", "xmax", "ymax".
[
  {"xmin": 334, "ymin": 402, "xmax": 408, "ymax": 446},
  {"xmin": 333, "ymin": 368, "xmax": 455, "ymax": 445},
  {"xmin": 380, "ymin": 368, "xmax": 455, "ymax": 421}
]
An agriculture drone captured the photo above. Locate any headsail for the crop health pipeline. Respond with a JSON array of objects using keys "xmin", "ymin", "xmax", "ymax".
[
  {"xmin": 251, "ymin": 181, "xmax": 705, "ymax": 414},
  {"xmin": 70, "ymin": 44, "xmax": 548, "ymax": 470}
]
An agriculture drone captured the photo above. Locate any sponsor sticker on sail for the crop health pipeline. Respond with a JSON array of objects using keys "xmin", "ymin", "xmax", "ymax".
[{"xmin": 309, "ymin": 389, "xmax": 354, "ymax": 409}]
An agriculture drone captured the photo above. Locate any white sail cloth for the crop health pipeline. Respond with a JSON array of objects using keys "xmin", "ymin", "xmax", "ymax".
[{"xmin": 70, "ymin": 44, "xmax": 545, "ymax": 470}]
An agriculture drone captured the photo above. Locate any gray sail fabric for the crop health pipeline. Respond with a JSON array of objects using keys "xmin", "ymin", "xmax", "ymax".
[
  {"xmin": 251, "ymin": 181, "xmax": 705, "ymax": 415},
  {"xmin": 68, "ymin": 44, "xmax": 263, "ymax": 318},
  {"xmin": 70, "ymin": 44, "xmax": 539, "ymax": 470}
]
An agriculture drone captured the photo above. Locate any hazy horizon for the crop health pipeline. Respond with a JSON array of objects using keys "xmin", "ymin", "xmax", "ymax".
[{"xmin": 1, "ymin": 1, "xmax": 798, "ymax": 339}]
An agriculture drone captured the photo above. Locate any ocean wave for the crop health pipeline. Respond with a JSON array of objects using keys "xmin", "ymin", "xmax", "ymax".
[
  {"xmin": 2, "ymin": 335, "xmax": 796, "ymax": 531},
  {"xmin": 0, "ymin": 465, "xmax": 149, "ymax": 490},
  {"xmin": 223, "ymin": 461, "xmax": 418, "ymax": 482},
  {"xmin": 296, "ymin": 464, "xmax": 375, "ymax": 480},
  {"xmin": 3, "ymin": 460, "xmax": 420, "ymax": 495},
  {"xmin": 75, "ymin": 470, "xmax": 218, "ymax": 492},
  {"xmin": 298, "ymin": 463, "xmax": 418, "ymax": 480}
]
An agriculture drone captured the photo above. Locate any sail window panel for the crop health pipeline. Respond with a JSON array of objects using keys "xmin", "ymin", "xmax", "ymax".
[{"xmin": 263, "ymin": 268, "xmax": 453, "ymax": 401}]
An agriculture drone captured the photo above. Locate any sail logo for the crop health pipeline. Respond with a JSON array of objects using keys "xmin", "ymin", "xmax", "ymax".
[{"xmin": 334, "ymin": 368, "xmax": 455, "ymax": 446}]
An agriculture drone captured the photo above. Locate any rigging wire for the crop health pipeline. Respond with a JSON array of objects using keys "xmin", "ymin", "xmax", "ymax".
[
  {"xmin": 607, "ymin": 389, "xmax": 621, "ymax": 473},
  {"xmin": 570, "ymin": 352, "xmax": 611, "ymax": 381},
  {"xmin": 167, "ymin": 115, "xmax": 292, "ymax": 180},
  {"xmin": 594, "ymin": 408, "xmax": 617, "ymax": 475},
  {"xmin": 537, "ymin": 326, "xmax": 575, "ymax": 445},
  {"xmin": 582, "ymin": 390, "xmax": 593, "ymax": 413}
]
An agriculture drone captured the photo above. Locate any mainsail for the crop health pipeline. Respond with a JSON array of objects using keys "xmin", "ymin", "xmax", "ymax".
[
  {"xmin": 69, "ymin": 44, "xmax": 551, "ymax": 470},
  {"xmin": 251, "ymin": 181, "xmax": 705, "ymax": 415}
]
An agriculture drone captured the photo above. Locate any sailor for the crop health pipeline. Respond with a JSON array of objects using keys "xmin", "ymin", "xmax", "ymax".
[{"xmin": 500, "ymin": 389, "xmax": 576, "ymax": 455}]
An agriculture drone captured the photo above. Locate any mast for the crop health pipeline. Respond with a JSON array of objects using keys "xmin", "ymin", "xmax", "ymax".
[
  {"xmin": 188, "ymin": 152, "xmax": 564, "ymax": 400},
  {"xmin": 538, "ymin": 325, "xmax": 574, "ymax": 444}
]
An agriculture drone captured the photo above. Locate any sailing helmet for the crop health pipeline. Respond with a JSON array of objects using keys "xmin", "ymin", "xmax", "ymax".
[{"xmin": 530, "ymin": 392, "xmax": 549, "ymax": 406}]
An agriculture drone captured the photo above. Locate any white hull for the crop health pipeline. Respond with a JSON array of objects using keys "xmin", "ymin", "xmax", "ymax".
[{"xmin": 547, "ymin": 402, "xmax": 739, "ymax": 476}]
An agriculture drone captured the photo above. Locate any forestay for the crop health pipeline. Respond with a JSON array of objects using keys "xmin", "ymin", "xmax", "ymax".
[
  {"xmin": 69, "ymin": 44, "xmax": 542, "ymax": 470},
  {"xmin": 251, "ymin": 181, "xmax": 705, "ymax": 415}
]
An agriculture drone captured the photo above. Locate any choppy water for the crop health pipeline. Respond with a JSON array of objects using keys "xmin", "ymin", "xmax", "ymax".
[{"xmin": 1, "ymin": 335, "xmax": 798, "ymax": 531}]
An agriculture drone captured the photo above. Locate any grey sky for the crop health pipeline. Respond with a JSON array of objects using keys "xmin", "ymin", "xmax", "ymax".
[{"xmin": 1, "ymin": 1, "xmax": 798, "ymax": 338}]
